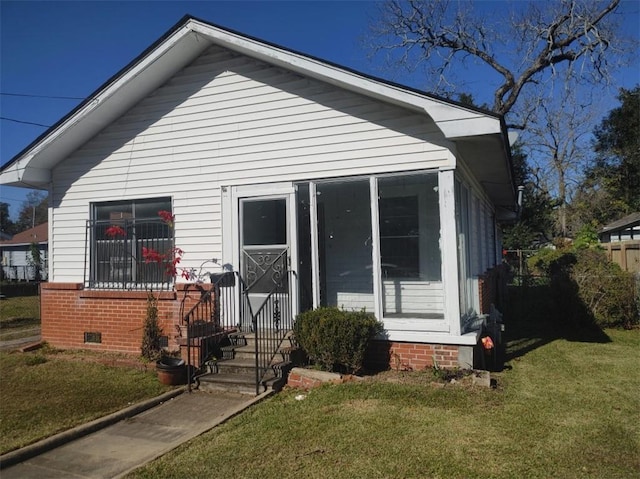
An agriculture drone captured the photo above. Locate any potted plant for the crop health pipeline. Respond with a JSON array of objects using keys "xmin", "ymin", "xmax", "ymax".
[{"xmin": 156, "ymin": 355, "xmax": 187, "ymax": 385}]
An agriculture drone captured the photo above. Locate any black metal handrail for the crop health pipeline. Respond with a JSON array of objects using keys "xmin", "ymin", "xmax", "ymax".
[
  {"xmin": 182, "ymin": 272, "xmax": 239, "ymax": 390},
  {"xmin": 251, "ymin": 270, "xmax": 296, "ymax": 395},
  {"xmin": 182, "ymin": 269, "xmax": 297, "ymax": 395}
]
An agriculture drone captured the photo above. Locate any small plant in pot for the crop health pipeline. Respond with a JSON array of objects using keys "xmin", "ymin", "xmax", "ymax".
[{"xmin": 141, "ymin": 291, "xmax": 187, "ymax": 385}]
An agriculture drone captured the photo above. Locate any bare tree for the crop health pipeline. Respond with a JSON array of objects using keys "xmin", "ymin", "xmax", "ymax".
[
  {"xmin": 370, "ymin": 0, "xmax": 632, "ymax": 129},
  {"xmin": 527, "ymin": 88, "xmax": 602, "ymax": 236}
]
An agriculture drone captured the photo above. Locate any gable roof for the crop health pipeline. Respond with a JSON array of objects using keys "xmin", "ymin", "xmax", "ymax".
[
  {"xmin": 0, "ymin": 15, "xmax": 515, "ymax": 214},
  {"xmin": 0, "ymin": 223, "xmax": 48, "ymax": 246},
  {"xmin": 600, "ymin": 212, "xmax": 640, "ymax": 233}
]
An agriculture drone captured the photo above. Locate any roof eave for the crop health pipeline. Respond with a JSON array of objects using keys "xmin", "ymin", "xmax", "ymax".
[
  {"xmin": 1, "ymin": 19, "xmax": 212, "ymax": 187},
  {"xmin": 2, "ymin": 16, "xmax": 511, "ymax": 194}
]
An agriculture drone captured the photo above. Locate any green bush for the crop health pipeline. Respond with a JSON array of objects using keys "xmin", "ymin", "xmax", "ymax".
[
  {"xmin": 537, "ymin": 247, "xmax": 639, "ymax": 329},
  {"xmin": 293, "ymin": 307, "xmax": 383, "ymax": 374},
  {"xmin": 527, "ymin": 248, "xmax": 566, "ymax": 276},
  {"xmin": 570, "ymin": 249, "xmax": 638, "ymax": 329}
]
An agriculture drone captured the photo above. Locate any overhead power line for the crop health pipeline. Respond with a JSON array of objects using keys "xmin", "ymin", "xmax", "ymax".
[
  {"xmin": 0, "ymin": 117, "xmax": 50, "ymax": 127},
  {"xmin": 1, "ymin": 92, "xmax": 84, "ymax": 100}
]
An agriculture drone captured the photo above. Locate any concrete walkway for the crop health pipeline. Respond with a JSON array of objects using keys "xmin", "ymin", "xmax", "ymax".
[{"xmin": 1, "ymin": 389, "xmax": 272, "ymax": 478}]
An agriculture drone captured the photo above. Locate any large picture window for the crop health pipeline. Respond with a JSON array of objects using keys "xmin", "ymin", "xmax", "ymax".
[
  {"xmin": 86, "ymin": 197, "xmax": 173, "ymax": 289},
  {"xmin": 377, "ymin": 173, "xmax": 442, "ymax": 319}
]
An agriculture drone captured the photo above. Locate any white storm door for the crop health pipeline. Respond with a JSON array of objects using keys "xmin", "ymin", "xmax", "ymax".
[{"xmin": 228, "ymin": 183, "xmax": 298, "ymax": 323}]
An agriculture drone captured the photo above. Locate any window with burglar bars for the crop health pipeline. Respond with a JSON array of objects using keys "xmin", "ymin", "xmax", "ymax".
[{"xmin": 85, "ymin": 198, "xmax": 173, "ymax": 290}]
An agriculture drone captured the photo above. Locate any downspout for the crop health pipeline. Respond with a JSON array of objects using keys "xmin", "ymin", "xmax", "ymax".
[{"xmin": 516, "ymin": 185, "xmax": 525, "ymax": 220}]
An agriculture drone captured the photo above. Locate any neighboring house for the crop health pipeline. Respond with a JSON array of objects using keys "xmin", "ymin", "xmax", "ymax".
[
  {"xmin": 599, "ymin": 212, "xmax": 640, "ymax": 243},
  {"xmin": 599, "ymin": 213, "xmax": 640, "ymax": 273},
  {"xmin": 0, "ymin": 16, "xmax": 516, "ymax": 371},
  {"xmin": 0, "ymin": 222, "xmax": 48, "ymax": 281}
]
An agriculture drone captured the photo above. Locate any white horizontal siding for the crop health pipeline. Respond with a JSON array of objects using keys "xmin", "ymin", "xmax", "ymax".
[
  {"xmin": 382, "ymin": 280, "xmax": 444, "ymax": 314},
  {"xmin": 51, "ymin": 44, "xmax": 450, "ymax": 282}
]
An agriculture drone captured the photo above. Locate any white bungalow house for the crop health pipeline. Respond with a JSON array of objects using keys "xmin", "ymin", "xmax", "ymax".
[{"xmin": 0, "ymin": 15, "xmax": 516, "ymax": 378}]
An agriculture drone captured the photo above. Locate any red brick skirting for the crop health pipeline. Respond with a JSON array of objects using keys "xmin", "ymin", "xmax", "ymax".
[
  {"xmin": 40, "ymin": 282, "xmax": 213, "ymax": 354},
  {"xmin": 41, "ymin": 283, "xmax": 465, "ymax": 369},
  {"xmin": 366, "ymin": 340, "xmax": 459, "ymax": 371}
]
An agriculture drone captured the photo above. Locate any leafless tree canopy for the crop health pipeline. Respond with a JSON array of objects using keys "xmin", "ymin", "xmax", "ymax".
[{"xmin": 371, "ymin": 0, "xmax": 629, "ymax": 128}]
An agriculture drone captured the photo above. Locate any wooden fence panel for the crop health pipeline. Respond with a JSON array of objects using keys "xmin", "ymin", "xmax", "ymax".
[{"xmin": 603, "ymin": 241, "xmax": 640, "ymax": 273}]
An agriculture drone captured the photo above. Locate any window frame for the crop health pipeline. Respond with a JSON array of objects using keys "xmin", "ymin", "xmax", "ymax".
[{"xmin": 86, "ymin": 197, "xmax": 173, "ymax": 290}]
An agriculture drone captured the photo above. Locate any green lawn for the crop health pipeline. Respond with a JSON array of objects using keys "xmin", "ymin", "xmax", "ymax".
[
  {"xmin": 127, "ymin": 285, "xmax": 640, "ymax": 479},
  {"xmin": 0, "ymin": 348, "xmax": 171, "ymax": 454},
  {"xmin": 0, "ymin": 295, "xmax": 40, "ymax": 340}
]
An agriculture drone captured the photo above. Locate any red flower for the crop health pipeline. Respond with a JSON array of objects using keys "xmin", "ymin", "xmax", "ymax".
[
  {"xmin": 142, "ymin": 247, "xmax": 164, "ymax": 264},
  {"xmin": 105, "ymin": 225, "xmax": 126, "ymax": 238},
  {"xmin": 158, "ymin": 210, "xmax": 175, "ymax": 228},
  {"xmin": 139, "ymin": 214, "xmax": 198, "ymax": 282}
]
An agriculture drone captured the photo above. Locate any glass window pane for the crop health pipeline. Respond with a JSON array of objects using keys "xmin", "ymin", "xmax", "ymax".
[
  {"xmin": 90, "ymin": 197, "xmax": 173, "ymax": 289},
  {"xmin": 296, "ymin": 183, "xmax": 313, "ymax": 312},
  {"xmin": 243, "ymin": 199, "xmax": 287, "ymax": 246},
  {"xmin": 95, "ymin": 201, "xmax": 132, "ymax": 222},
  {"xmin": 135, "ymin": 198, "xmax": 172, "ymax": 220},
  {"xmin": 317, "ymin": 180, "xmax": 373, "ymax": 311},
  {"xmin": 378, "ymin": 173, "xmax": 443, "ymax": 319},
  {"xmin": 379, "ymin": 196, "xmax": 420, "ymax": 277}
]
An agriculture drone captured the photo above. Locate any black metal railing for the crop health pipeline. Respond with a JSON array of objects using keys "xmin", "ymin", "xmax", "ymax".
[
  {"xmin": 182, "ymin": 272, "xmax": 239, "ymax": 389},
  {"xmin": 251, "ymin": 270, "xmax": 296, "ymax": 395},
  {"xmin": 181, "ymin": 269, "xmax": 297, "ymax": 394},
  {"xmin": 84, "ymin": 218, "xmax": 174, "ymax": 290}
]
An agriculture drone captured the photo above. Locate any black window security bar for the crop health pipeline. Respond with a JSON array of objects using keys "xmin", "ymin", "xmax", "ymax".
[{"xmin": 84, "ymin": 218, "xmax": 174, "ymax": 290}]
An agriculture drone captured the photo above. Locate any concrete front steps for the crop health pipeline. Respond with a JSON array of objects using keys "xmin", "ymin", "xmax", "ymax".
[{"xmin": 195, "ymin": 331, "xmax": 295, "ymax": 395}]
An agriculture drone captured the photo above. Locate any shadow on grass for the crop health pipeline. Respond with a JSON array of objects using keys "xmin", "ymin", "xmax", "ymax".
[{"xmin": 504, "ymin": 280, "xmax": 611, "ymax": 363}]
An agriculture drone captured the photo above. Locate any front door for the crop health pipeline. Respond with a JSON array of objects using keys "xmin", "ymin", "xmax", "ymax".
[
  {"xmin": 241, "ymin": 197, "xmax": 289, "ymax": 300},
  {"xmin": 225, "ymin": 183, "xmax": 298, "ymax": 329}
]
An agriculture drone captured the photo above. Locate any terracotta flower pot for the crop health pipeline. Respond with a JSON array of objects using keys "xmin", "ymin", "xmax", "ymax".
[{"xmin": 156, "ymin": 357, "xmax": 187, "ymax": 385}]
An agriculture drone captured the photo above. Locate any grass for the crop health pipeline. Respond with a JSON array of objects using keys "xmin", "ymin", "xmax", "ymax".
[
  {"xmin": 0, "ymin": 295, "xmax": 40, "ymax": 340},
  {"xmin": 0, "ymin": 347, "xmax": 171, "ymax": 455},
  {"xmin": 126, "ymin": 285, "xmax": 640, "ymax": 479}
]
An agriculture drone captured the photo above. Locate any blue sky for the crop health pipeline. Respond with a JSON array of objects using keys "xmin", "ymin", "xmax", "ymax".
[{"xmin": 1, "ymin": 0, "xmax": 639, "ymax": 221}]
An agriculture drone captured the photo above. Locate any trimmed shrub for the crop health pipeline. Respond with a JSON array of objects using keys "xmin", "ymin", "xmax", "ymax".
[{"xmin": 293, "ymin": 307, "xmax": 383, "ymax": 374}]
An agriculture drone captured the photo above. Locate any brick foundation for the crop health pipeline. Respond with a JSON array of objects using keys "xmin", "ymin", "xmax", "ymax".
[
  {"xmin": 40, "ymin": 282, "xmax": 212, "ymax": 354},
  {"xmin": 366, "ymin": 340, "xmax": 460, "ymax": 371},
  {"xmin": 41, "ymin": 283, "xmax": 466, "ymax": 371}
]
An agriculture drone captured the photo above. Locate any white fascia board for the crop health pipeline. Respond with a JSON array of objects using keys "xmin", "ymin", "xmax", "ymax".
[
  {"xmin": 189, "ymin": 20, "xmax": 503, "ymax": 140},
  {"xmin": 435, "ymin": 116, "xmax": 503, "ymax": 138},
  {"xmin": 3, "ymin": 25, "xmax": 208, "ymax": 185},
  {"xmin": 0, "ymin": 166, "xmax": 22, "ymax": 185},
  {"xmin": 42, "ymin": 25, "xmax": 198, "ymax": 149},
  {"xmin": 0, "ymin": 157, "xmax": 50, "ymax": 188},
  {"xmin": 381, "ymin": 329, "xmax": 481, "ymax": 346}
]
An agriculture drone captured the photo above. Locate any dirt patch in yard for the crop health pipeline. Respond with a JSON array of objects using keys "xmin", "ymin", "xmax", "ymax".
[
  {"xmin": 37, "ymin": 347, "xmax": 155, "ymax": 372},
  {"xmin": 365, "ymin": 368, "xmax": 487, "ymax": 388}
]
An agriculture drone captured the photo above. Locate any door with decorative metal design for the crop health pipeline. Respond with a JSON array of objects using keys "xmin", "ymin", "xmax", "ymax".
[{"xmin": 239, "ymin": 195, "xmax": 297, "ymax": 328}]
